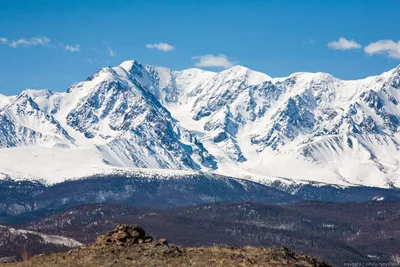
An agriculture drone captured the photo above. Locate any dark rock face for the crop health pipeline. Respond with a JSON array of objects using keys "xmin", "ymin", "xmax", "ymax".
[
  {"xmin": 64, "ymin": 68, "xmax": 217, "ymax": 171},
  {"xmin": 0, "ymin": 93, "xmax": 74, "ymax": 148},
  {"xmin": 251, "ymin": 95, "xmax": 316, "ymax": 151}
]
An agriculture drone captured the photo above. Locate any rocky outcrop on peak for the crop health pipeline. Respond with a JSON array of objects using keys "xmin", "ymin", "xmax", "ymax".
[{"xmin": 94, "ymin": 224, "xmax": 152, "ymax": 247}]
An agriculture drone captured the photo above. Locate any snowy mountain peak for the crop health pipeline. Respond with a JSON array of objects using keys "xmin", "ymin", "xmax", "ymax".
[
  {"xmin": 219, "ymin": 65, "xmax": 272, "ymax": 85},
  {"xmin": 387, "ymin": 64, "xmax": 400, "ymax": 87},
  {"xmin": 1, "ymin": 60, "xmax": 400, "ymax": 188},
  {"xmin": 119, "ymin": 60, "xmax": 145, "ymax": 75},
  {"xmin": 0, "ymin": 94, "xmax": 12, "ymax": 108},
  {"xmin": 287, "ymin": 72, "xmax": 336, "ymax": 83},
  {"xmin": 23, "ymin": 89, "xmax": 54, "ymax": 99}
]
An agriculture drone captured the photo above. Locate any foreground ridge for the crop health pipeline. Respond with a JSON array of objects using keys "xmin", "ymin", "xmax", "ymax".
[{"xmin": 4, "ymin": 224, "xmax": 331, "ymax": 267}]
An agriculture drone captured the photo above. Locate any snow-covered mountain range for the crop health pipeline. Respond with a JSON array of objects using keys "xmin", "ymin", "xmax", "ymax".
[{"xmin": 1, "ymin": 60, "xmax": 400, "ymax": 188}]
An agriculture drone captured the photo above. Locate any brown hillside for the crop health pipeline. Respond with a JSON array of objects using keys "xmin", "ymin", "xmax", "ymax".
[{"xmin": 3, "ymin": 224, "xmax": 331, "ymax": 267}]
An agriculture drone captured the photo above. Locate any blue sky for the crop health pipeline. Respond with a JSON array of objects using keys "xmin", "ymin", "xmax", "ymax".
[{"xmin": 1, "ymin": 0, "xmax": 399, "ymax": 95}]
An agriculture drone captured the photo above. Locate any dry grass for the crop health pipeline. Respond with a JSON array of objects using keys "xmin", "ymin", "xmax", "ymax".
[
  {"xmin": 4, "ymin": 242, "xmax": 331, "ymax": 267},
  {"xmin": 18, "ymin": 247, "xmax": 31, "ymax": 262}
]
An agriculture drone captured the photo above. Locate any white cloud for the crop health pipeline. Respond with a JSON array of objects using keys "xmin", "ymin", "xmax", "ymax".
[
  {"xmin": 9, "ymin": 37, "xmax": 50, "ymax": 48},
  {"xmin": 146, "ymin": 42, "xmax": 175, "ymax": 52},
  {"xmin": 328, "ymin": 37, "xmax": 362, "ymax": 50},
  {"xmin": 192, "ymin": 54, "xmax": 234, "ymax": 69},
  {"xmin": 364, "ymin": 40, "xmax": 400, "ymax": 59},
  {"xmin": 107, "ymin": 46, "xmax": 117, "ymax": 57},
  {"xmin": 1, "ymin": 36, "xmax": 86, "ymax": 54},
  {"xmin": 64, "ymin": 44, "xmax": 81, "ymax": 52}
]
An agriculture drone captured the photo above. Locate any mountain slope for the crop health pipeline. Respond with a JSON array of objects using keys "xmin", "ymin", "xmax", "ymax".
[{"xmin": 0, "ymin": 61, "xmax": 400, "ymax": 187}]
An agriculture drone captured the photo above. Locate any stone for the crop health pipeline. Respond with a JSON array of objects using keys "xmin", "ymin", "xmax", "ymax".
[
  {"xmin": 113, "ymin": 231, "xmax": 130, "ymax": 241},
  {"xmin": 157, "ymin": 238, "xmax": 168, "ymax": 246},
  {"xmin": 144, "ymin": 236, "xmax": 153, "ymax": 243}
]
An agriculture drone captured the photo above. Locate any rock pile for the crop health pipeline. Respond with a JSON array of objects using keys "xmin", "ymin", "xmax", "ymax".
[{"xmin": 95, "ymin": 224, "xmax": 153, "ymax": 247}]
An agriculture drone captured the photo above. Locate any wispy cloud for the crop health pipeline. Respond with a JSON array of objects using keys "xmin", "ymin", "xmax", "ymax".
[
  {"xmin": 107, "ymin": 46, "xmax": 117, "ymax": 57},
  {"xmin": 146, "ymin": 42, "xmax": 175, "ymax": 52},
  {"xmin": 8, "ymin": 37, "xmax": 51, "ymax": 48},
  {"xmin": 0, "ymin": 36, "xmax": 84, "ymax": 53},
  {"xmin": 303, "ymin": 39, "xmax": 315, "ymax": 45},
  {"xmin": 364, "ymin": 40, "xmax": 400, "ymax": 59},
  {"xmin": 192, "ymin": 54, "xmax": 234, "ymax": 69},
  {"xmin": 328, "ymin": 37, "xmax": 362, "ymax": 50},
  {"xmin": 63, "ymin": 44, "xmax": 81, "ymax": 52}
]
